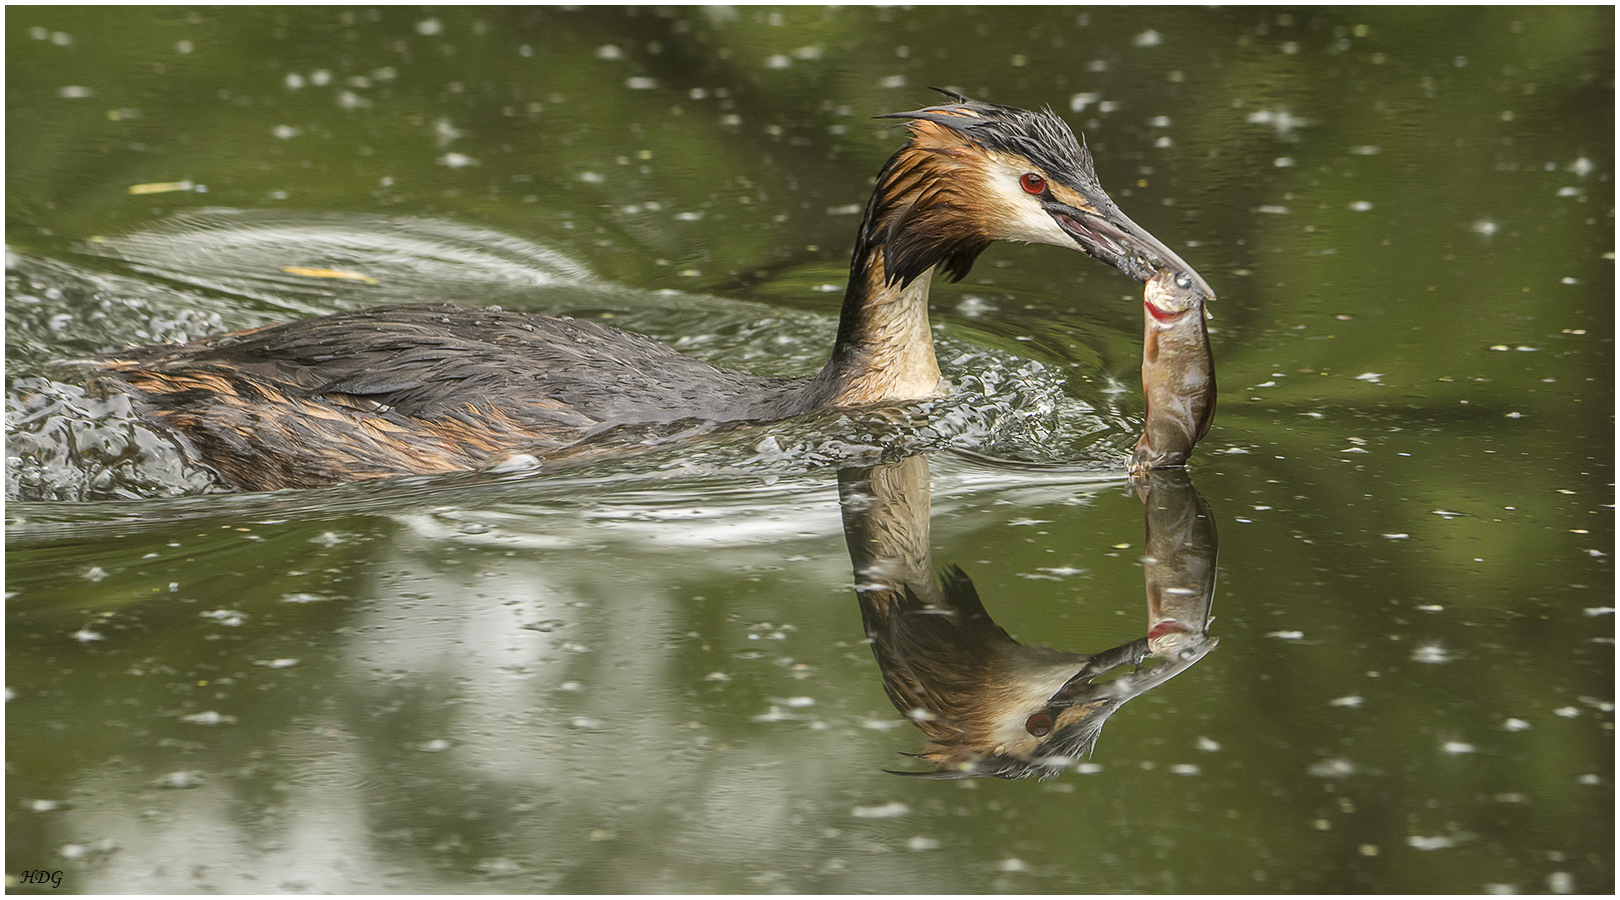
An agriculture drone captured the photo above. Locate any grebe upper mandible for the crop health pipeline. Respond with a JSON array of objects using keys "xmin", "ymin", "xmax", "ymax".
[{"xmin": 96, "ymin": 91, "xmax": 1207, "ymax": 491}]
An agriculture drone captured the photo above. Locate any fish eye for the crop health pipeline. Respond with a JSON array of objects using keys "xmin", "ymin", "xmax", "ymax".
[
  {"xmin": 1024, "ymin": 712, "xmax": 1054, "ymax": 737},
  {"xmin": 1018, "ymin": 172, "xmax": 1047, "ymax": 195},
  {"xmin": 1174, "ymin": 272, "xmax": 1193, "ymax": 290}
]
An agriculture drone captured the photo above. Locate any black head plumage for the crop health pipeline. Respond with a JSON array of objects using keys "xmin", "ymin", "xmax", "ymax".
[{"xmin": 877, "ymin": 88, "xmax": 1101, "ymax": 193}]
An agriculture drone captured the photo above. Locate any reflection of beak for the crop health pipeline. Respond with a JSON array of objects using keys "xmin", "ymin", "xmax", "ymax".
[
  {"xmin": 1048, "ymin": 202, "xmax": 1214, "ymax": 299},
  {"xmin": 1045, "ymin": 634, "xmax": 1219, "ymax": 709}
]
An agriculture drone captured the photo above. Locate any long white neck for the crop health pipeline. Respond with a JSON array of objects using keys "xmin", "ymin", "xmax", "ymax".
[{"xmin": 812, "ymin": 261, "xmax": 943, "ymax": 406}]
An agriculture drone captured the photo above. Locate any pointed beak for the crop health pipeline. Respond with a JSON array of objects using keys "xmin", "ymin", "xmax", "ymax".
[{"xmin": 1049, "ymin": 203, "xmax": 1214, "ymax": 300}]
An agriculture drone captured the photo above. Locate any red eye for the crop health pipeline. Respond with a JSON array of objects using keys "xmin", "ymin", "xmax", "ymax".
[
  {"xmin": 1025, "ymin": 712, "xmax": 1054, "ymax": 737},
  {"xmin": 1019, "ymin": 172, "xmax": 1047, "ymax": 195}
]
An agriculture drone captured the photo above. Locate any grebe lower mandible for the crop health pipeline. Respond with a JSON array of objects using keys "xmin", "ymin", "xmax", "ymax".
[{"xmin": 95, "ymin": 91, "xmax": 1208, "ymax": 491}]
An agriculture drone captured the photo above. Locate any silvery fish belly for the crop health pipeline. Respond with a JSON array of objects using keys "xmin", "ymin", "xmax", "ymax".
[{"xmin": 1130, "ymin": 269, "xmax": 1216, "ymax": 474}]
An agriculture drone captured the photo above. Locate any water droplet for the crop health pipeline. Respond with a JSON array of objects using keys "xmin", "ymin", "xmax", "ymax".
[
  {"xmin": 1308, "ymin": 758, "xmax": 1355, "ymax": 778},
  {"xmin": 154, "ymin": 771, "xmax": 203, "ymax": 789},
  {"xmin": 182, "ymin": 711, "xmax": 235, "ymax": 726},
  {"xmin": 280, "ymin": 593, "xmax": 327, "ymax": 604},
  {"xmin": 474, "ymin": 857, "xmax": 523, "ymax": 876},
  {"xmin": 851, "ymin": 801, "xmax": 909, "ymax": 819},
  {"xmin": 998, "ymin": 858, "xmax": 1030, "ymax": 873},
  {"xmin": 1411, "ymin": 643, "xmax": 1449, "ymax": 664}
]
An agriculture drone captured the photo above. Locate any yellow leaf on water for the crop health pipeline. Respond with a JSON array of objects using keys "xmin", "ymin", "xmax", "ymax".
[
  {"xmin": 128, "ymin": 181, "xmax": 193, "ymax": 194},
  {"xmin": 281, "ymin": 266, "xmax": 379, "ymax": 285}
]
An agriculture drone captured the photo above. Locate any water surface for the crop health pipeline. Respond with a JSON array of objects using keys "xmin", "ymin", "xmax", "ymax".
[{"xmin": 6, "ymin": 7, "xmax": 1613, "ymax": 894}]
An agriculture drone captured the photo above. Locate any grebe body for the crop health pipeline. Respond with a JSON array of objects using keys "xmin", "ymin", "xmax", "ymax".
[
  {"xmin": 96, "ymin": 92, "xmax": 1206, "ymax": 490},
  {"xmin": 99, "ymin": 304, "xmax": 819, "ymax": 490}
]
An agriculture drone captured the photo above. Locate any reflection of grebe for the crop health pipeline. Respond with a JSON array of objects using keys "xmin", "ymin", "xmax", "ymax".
[
  {"xmin": 92, "ymin": 92, "xmax": 1205, "ymax": 491},
  {"xmin": 840, "ymin": 456, "xmax": 1218, "ymax": 779}
]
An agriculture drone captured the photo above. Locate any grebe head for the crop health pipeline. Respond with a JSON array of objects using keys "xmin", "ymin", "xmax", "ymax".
[{"xmin": 872, "ymin": 90, "xmax": 1212, "ymax": 297}]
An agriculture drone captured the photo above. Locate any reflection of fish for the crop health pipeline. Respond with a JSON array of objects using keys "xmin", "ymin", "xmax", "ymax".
[
  {"xmin": 1131, "ymin": 270, "xmax": 1216, "ymax": 475},
  {"xmin": 1137, "ymin": 468, "xmax": 1219, "ymax": 661},
  {"xmin": 840, "ymin": 455, "xmax": 1219, "ymax": 780}
]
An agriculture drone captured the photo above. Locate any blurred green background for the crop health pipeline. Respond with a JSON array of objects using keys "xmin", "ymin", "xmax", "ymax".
[{"xmin": 6, "ymin": 6, "xmax": 1613, "ymax": 893}]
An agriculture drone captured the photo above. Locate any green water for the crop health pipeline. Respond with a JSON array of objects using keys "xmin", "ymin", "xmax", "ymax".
[{"xmin": 6, "ymin": 6, "xmax": 1613, "ymax": 893}]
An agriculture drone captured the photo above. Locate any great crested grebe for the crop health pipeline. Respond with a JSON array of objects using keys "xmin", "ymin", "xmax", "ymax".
[{"xmin": 95, "ymin": 91, "xmax": 1207, "ymax": 491}]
